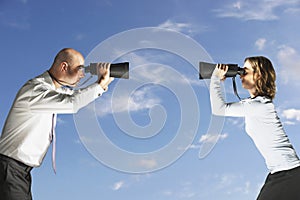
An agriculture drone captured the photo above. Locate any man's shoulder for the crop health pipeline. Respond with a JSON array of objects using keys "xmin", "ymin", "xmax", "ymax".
[
  {"xmin": 27, "ymin": 71, "xmax": 52, "ymax": 86},
  {"xmin": 20, "ymin": 71, "xmax": 54, "ymax": 94}
]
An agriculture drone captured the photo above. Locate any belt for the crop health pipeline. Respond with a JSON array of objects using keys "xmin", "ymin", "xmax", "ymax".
[{"xmin": 0, "ymin": 154, "xmax": 33, "ymax": 173}]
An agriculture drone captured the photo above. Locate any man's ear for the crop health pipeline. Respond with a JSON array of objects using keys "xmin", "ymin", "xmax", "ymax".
[{"xmin": 60, "ymin": 61, "xmax": 69, "ymax": 72}]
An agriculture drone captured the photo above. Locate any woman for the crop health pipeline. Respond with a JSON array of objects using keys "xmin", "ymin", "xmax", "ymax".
[{"xmin": 210, "ymin": 56, "xmax": 300, "ymax": 199}]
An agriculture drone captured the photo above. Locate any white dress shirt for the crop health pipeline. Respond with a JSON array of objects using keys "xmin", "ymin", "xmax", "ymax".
[
  {"xmin": 210, "ymin": 74, "xmax": 300, "ymax": 174},
  {"xmin": 0, "ymin": 71, "xmax": 105, "ymax": 167}
]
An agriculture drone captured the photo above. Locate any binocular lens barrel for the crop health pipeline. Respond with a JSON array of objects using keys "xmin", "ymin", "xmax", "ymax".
[
  {"xmin": 85, "ymin": 62, "xmax": 129, "ymax": 79},
  {"xmin": 199, "ymin": 62, "xmax": 245, "ymax": 79}
]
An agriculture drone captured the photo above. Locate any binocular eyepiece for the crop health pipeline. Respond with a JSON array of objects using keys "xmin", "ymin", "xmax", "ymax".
[
  {"xmin": 199, "ymin": 62, "xmax": 245, "ymax": 79},
  {"xmin": 85, "ymin": 62, "xmax": 129, "ymax": 79}
]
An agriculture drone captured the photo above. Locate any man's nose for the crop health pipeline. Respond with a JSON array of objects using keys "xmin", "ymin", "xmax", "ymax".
[{"xmin": 79, "ymin": 70, "xmax": 85, "ymax": 78}]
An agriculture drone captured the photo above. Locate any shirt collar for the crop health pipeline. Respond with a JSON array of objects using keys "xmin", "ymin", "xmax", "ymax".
[
  {"xmin": 42, "ymin": 71, "xmax": 73, "ymax": 94},
  {"xmin": 243, "ymin": 96, "xmax": 272, "ymax": 103}
]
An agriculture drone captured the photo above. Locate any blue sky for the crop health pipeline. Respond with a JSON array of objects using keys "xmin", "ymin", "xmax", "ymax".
[{"xmin": 1, "ymin": 0, "xmax": 300, "ymax": 199}]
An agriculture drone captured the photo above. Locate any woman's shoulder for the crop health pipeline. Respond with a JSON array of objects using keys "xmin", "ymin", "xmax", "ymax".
[
  {"xmin": 242, "ymin": 96, "xmax": 272, "ymax": 104},
  {"xmin": 241, "ymin": 96, "xmax": 275, "ymax": 115}
]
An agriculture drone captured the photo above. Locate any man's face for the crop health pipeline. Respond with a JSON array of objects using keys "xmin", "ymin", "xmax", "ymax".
[{"xmin": 64, "ymin": 55, "xmax": 85, "ymax": 86}]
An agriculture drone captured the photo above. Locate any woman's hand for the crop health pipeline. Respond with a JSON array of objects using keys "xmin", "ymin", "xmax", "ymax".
[{"xmin": 213, "ymin": 64, "xmax": 228, "ymax": 81}]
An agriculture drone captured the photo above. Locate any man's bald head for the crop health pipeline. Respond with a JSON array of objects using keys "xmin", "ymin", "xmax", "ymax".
[
  {"xmin": 51, "ymin": 48, "xmax": 84, "ymax": 68},
  {"xmin": 48, "ymin": 48, "xmax": 85, "ymax": 88}
]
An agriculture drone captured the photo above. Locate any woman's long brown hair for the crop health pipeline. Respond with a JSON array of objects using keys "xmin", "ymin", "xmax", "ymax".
[{"xmin": 244, "ymin": 56, "xmax": 276, "ymax": 100}]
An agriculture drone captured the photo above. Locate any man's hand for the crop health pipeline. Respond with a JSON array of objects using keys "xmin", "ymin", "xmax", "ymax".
[
  {"xmin": 213, "ymin": 64, "xmax": 228, "ymax": 81},
  {"xmin": 96, "ymin": 62, "xmax": 114, "ymax": 91}
]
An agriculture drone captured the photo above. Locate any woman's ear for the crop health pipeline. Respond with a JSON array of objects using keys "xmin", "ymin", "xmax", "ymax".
[
  {"xmin": 253, "ymin": 70, "xmax": 261, "ymax": 81},
  {"xmin": 256, "ymin": 74, "xmax": 261, "ymax": 81}
]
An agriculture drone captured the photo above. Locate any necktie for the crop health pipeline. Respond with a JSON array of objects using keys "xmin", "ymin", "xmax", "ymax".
[{"xmin": 50, "ymin": 114, "xmax": 57, "ymax": 174}]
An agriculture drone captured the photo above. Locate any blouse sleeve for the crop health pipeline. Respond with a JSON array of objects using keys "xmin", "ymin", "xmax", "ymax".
[{"xmin": 210, "ymin": 73, "xmax": 245, "ymax": 117}]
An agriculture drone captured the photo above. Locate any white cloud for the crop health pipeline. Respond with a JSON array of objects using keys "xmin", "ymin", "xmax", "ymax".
[
  {"xmin": 192, "ymin": 133, "xmax": 229, "ymax": 155},
  {"xmin": 95, "ymin": 84, "xmax": 162, "ymax": 117},
  {"xmin": 242, "ymin": 181, "xmax": 251, "ymax": 194},
  {"xmin": 161, "ymin": 173, "xmax": 261, "ymax": 199},
  {"xmin": 162, "ymin": 190, "xmax": 173, "ymax": 196},
  {"xmin": 226, "ymin": 118, "xmax": 245, "ymax": 130},
  {"xmin": 214, "ymin": 173, "xmax": 254, "ymax": 195},
  {"xmin": 199, "ymin": 133, "xmax": 229, "ymax": 143},
  {"xmin": 218, "ymin": 174, "xmax": 234, "ymax": 187},
  {"xmin": 284, "ymin": 7, "xmax": 300, "ymax": 14},
  {"xmin": 161, "ymin": 182, "xmax": 196, "ymax": 199},
  {"xmin": 233, "ymin": 1, "xmax": 242, "ymax": 9},
  {"xmin": 214, "ymin": 0, "xmax": 300, "ymax": 21},
  {"xmin": 157, "ymin": 19, "xmax": 205, "ymax": 36},
  {"xmin": 188, "ymin": 133, "xmax": 229, "ymax": 151},
  {"xmin": 131, "ymin": 173, "xmax": 152, "ymax": 182},
  {"xmin": 277, "ymin": 45, "xmax": 300, "ymax": 84},
  {"xmin": 137, "ymin": 158, "xmax": 158, "ymax": 169},
  {"xmin": 255, "ymin": 38, "xmax": 267, "ymax": 51},
  {"xmin": 283, "ymin": 121, "xmax": 296, "ymax": 125},
  {"xmin": 188, "ymin": 144, "xmax": 201, "ymax": 149},
  {"xmin": 226, "ymin": 180, "xmax": 252, "ymax": 195},
  {"xmin": 158, "ymin": 20, "xmax": 193, "ymax": 34},
  {"xmin": 111, "ymin": 181, "xmax": 125, "ymax": 191},
  {"xmin": 282, "ymin": 108, "xmax": 300, "ymax": 121},
  {"xmin": 78, "ymin": 135, "xmax": 102, "ymax": 145},
  {"xmin": 111, "ymin": 174, "xmax": 152, "ymax": 191}
]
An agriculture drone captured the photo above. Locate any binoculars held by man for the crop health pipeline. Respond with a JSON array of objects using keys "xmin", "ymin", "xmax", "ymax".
[{"xmin": 85, "ymin": 62, "xmax": 129, "ymax": 79}]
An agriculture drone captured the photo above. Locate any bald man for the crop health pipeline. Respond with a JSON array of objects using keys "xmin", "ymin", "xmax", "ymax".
[{"xmin": 0, "ymin": 48, "xmax": 114, "ymax": 200}]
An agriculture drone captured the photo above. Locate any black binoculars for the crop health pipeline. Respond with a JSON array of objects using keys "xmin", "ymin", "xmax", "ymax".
[
  {"xmin": 199, "ymin": 62, "xmax": 245, "ymax": 79},
  {"xmin": 85, "ymin": 62, "xmax": 129, "ymax": 79}
]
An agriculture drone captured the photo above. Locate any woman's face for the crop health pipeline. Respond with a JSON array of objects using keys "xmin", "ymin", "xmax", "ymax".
[{"xmin": 240, "ymin": 60, "xmax": 257, "ymax": 95}]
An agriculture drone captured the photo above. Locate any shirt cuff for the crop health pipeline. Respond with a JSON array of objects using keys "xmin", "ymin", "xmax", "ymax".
[{"xmin": 94, "ymin": 84, "xmax": 106, "ymax": 97}]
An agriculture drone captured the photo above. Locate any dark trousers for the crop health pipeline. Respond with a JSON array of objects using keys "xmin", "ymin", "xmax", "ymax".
[
  {"xmin": 0, "ymin": 154, "xmax": 33, "ymax": 200},
  {"xmin": 257, "ymin": 166, "xmax": 300, "ymax": 200}
]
